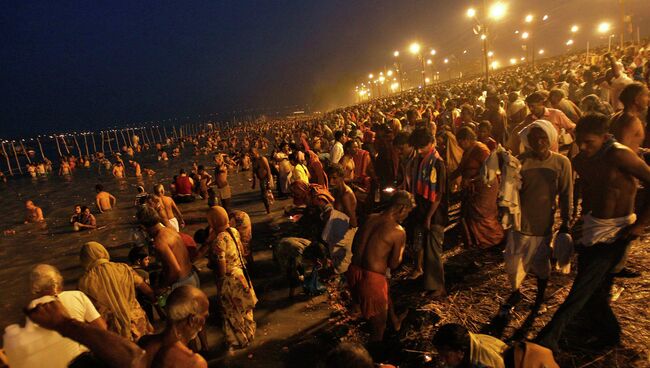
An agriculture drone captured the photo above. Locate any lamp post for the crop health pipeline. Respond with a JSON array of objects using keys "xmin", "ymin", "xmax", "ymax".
[
  {"xmin": 522, "ymin": 13, "xmax": 549, "ymax": 69},
  {"xmin": 393, "ymin": 50, "xmax": 404, "ymax": 92},
  {"xmin": 598, "ymin": 22, "xmax": 612, "ymax": 51},
  {"xmin": 466, "ymin": 1, "xmax": 507, "ymax": 83},
  {"xmin": 409, "ymin": 42, "xmax": 426, "ymax": 87}
]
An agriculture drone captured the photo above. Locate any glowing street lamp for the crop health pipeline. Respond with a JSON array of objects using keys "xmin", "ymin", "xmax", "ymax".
[
  {"xmin": 409, "ymin": 42, "xmax": 421, "ymax": 55},
  {"xmin": 525, "ymin": 14, "xmax": 533, "ymax": 23},
  {"xmin": 538, "ymin": 49, "xmax": 545, "ymax": 55},
  {"xmin": 487, "ymin": 51, "xmax": 494, "ymax": 57},
  {"xmin": 598, "ymin": 22, "xmax": 611, "ymax": 34},
  {"xmin": 387, "ymin": 70, "xmax": 394, "ymax": 77},
  {"xmin": 480, "ymin": 34, "xmax": 487, "ymax": 40},
  {"xmin": 510, "ymin": 58, "xmax": 517, "ymax": 65},
  {"xmin": 425, "ymin": 77, "xmax": 431, "ymax": 84},
  {"xmin": 430, "ymin": 49, "xmax": 437, "ymax": 56},
  {"xmin": 488, "ymin": 2, "xmax": 507, "ymax": 20},
  {"xmin": 566, "ymin": 39, "xmax": 574, "ymax": 46},
  {"xmin": 393, "ymin": 50, "xmax": 400, "ymax": 57},
  {"xmin": 378, "ymin": 75, "xmax": 385, "ymax": 83},
  {"xmin": 490, "ymin": 60, "xmax": 499, "ymax": 69},
  {"xmin": 466, "ymin": 8, "xmax": 476, "ymax": 18},
  {"xmin": 368, "ymin": 73, "xmax": 374, "ymax": 79},
  {"xmin": 443, "ymin": 58, "xmax": 449, "ymax": 64},
  {"xmin": 521, "ymin": 32, "xmax": 529, "ymax": 40},
  {"xmin": 426, "ymin": 59, "xmax": 433, "ymax": 65},
  {"xmin": 542, "ymin": 15, "xmax": 548, "ymax": 21},
  {"xmin": 571, "ymin": 25, "xmax": 579, "ymax": 33}
]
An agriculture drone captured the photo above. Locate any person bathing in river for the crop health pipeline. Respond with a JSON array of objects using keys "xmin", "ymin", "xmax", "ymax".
[
  {"xmin": 73, "ymin": 206, "xmax": 97, "ymax": 231},
  {"xmin": 24, "ymin": 200, "xmax": 45, "ymax": 223},
  {"xmin": 95, "ymin": 184, "xmax": 117, "ymax": 213}
]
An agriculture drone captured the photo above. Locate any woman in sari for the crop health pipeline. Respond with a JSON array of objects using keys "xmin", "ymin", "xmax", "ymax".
[
  {"xmin": 78, "ymin": 241, "xmax": 153, "ymax": 340},
  {"xmin": 274, "ymin": 142, "xmax": 293, "ymax": 198},
  {"xmin": 451, "ymin": 127, "xmax": 504, "ymax": 249},
  {"xmin": 207, "ymin": 206, "xmax": 258, "ymax": 349}
]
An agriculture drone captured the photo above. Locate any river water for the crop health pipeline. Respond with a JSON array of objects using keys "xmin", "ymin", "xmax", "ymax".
[{"xmin": 0, "ymin": 145, "xmax": 259, "ymax": 339}]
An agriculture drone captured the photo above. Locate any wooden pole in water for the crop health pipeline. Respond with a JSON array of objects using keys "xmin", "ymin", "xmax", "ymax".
[
  {"xmin": 54, "ymin": 135, "xmax": 63, "ymax": 157},
  {"xmin": 83, "ymin": 134, "xmax": 90, "ymax": 157},
  {"xmin": 11, "ymin": 141, "xmax": 23, "ymax": 174},
  {"xmin": 91, "ymin": 132, "xmax": 97, "ymax": 154},
  {"xmin": 156, "ymin": 126, "xmax": 163, "ymax": 143},
  {"xmin": 19, "ymin": 140, "xmax": 32, "ymax": 164},
  {"xmin": 62, "ymin": 136, "xmax": 71, "ymax": 155},
  {"xmin": 1, "ymin": 142, "xmax": 14, "ymax": 176},
  {"xmin": 163, "ymin": 126, "xmax": 168, "ymax": 141},
  {"xmin": 73, "ymin": 134, "xmax": 83, "ymax": 159},
  {"xmin": 119, "ymin": 129, "xmax": 129, "ymax": 148},
  {"xmin": 113, "ymin": 130, "xmax": 120, "ymax": 151},
  {"xmin": 37, "ymin": 138, "xmax": 45, "ymax": 160}
]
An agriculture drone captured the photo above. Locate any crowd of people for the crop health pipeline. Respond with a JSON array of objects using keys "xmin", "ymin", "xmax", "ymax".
[{"xmin": 2, "ymin": 42, "xmax": 650, "ymax": 368}]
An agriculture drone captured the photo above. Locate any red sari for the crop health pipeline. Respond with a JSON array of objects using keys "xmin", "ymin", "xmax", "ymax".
[{"xmin": 459, "ymin": 142, "xmax": 504, "ymax": 248}]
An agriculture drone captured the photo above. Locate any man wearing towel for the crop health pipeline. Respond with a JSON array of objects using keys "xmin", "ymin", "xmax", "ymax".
[
  {"xmin": 503, "ymin": 120, "xmax": 573, "ymax": 314},
  {"xmin": 536, "ymin": 113, "xmax": 650, "ymax": 352}
]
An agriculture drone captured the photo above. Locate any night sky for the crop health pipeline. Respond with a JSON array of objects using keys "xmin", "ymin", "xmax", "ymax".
[{"xmin": 2, "ymin": 0, "xmax": 649, "ymax": 137}]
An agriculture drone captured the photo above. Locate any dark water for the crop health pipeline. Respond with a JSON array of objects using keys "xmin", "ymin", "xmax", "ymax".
[{"xmin": 0, "ymin": 145, "xmax": 255, "ymax": 338}]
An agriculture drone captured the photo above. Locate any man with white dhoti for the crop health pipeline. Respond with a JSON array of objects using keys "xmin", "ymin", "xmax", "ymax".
[{"xmin": 504, "ymin": 120, "xmax": 573, "ymax": 312}]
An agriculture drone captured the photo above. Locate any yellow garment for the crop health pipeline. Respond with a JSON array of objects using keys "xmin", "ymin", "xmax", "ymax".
[
  {"xmin": 442, "ymin": 130, "xmax": 464, "ymax": 191},
  {"xmin": 469, "ymin": 332, "xmax": 507, "ymax": 368},
  {"xmin": 78, "ymin": 242, "xmax": 152, "ymax": 340}
]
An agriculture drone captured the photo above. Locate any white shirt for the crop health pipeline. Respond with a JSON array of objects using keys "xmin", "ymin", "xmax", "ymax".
[
  {"xmin": 330, "ymin": 141, "xmax": 344, "ymax": 164},
  {"xmin": 28, "ymin": 290, "xmax": 101, "ymax": 324}
]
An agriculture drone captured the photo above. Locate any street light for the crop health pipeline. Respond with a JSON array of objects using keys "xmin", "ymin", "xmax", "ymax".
[
  {"xmin": 387, "ymin": 70, "xmax": 393, "ymax": 77},
  {"xmin": 509, "ymin": 58, "xmax": 517, "ymax": 65},
  {"xmin": 597, "ymin": 22, "xmax": 611, "ymax": 34},
  {"xmin": 409, "ymin": 42, "xmax": 421, "ymax": 54},
  {"xmin": 566, "ymin": 39, "xmax": 574, "ymax": 46},
  {"xmin": 430, "ymin": 49, "xmax": 437, "ymax": 55},
  {"xmin": 571, "ymin": 25, "xmax": 579, "ymax": 33},
  {"xmin": 525, "ymin": 14, "xmax": 533, "ymax": 23},
  {"xmin": 490, "ymin": 60, "xmax": 499, "ymax": 69},
  {"xmin": 426, "ymin": 59, "xmax": 433, "ymax": 65},
  {"xmin": 488, "ymin": 2, "xmax": 507, "ymax": 20},
  {"xmin": 393, "ymin": 50, "xmax": 400, "ymax": 57},
  {"xmin": 368, "ymin": 73, "xmax": 374, "ymax": 79},
  {"xmin": 487, "ymin": 51, "xmax": 494, "ymax": 57},
  {"xmin": 521, "ymin": 32, "xmax": 529, "ymax": 39},
  {"xmin": 538, "ymin": 49, "xmax": 545, "ymax": 55},
  {"xmin": 444, "ymin": 58, "xmax": 449, "ymax": 64},
  {"xmin": 466, "ymin": 8, "xmax": 476, "ymax": 18},
  {"xmin": 542, "ymin": 15, "xmax": 548, "ymax": 21}
]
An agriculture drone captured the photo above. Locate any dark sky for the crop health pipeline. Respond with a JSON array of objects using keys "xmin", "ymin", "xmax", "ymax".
[{"xmin": 1, "ymin": 0, "xmax": 649, "ymax": 137}]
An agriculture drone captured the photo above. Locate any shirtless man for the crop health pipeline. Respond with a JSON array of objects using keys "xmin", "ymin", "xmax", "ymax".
[
  {"xmin": 327, "ymin": 163, "xmax": 358, "ymax": 274},
  {"xmin": 95, "ymin": 184, "xmax": 116, "ymax": 212},
  {"xmin": 137, "ymin": 205, "xmax": 197, "ymax": 290},
  {"xmin": 250, "ymin": 147, "xmax": 273, "ymax": 214},
  {"xmin": 112, "ymin": 162, "xmax": 126, "ymax": 178},
  {"xmin": 129, "ymin": 160, "xmax": 142, "ymax": 177},
  {"xmin": 73, "ymin": 206, "xmax": 97, "ymax": 231},
  {"xmin": 213, "ymin": 154, "xmax": 232, "ymax": 211},
  {"xmin": 347, "ymin": 190, "xmax": 415, "ymax": 341},
  {"xmin": 609, "ymin": 82, "xmax": 649, "ymax": 154},
  {"xmin": 536, "ymin": 113, "xmax": 650, "ymax": 352},
  {"xmin": 24, "ymin": 200, "xmax": 44, "ymax": 223},
  {"xmin": 138, "ymin": 286, "xmax": 209, "ymax": 368},
  {"xmin": 153, "ymin": 184, "xmax": 185, "ymax": 231},
  {"xmin": 59, "ymin": 159, "xmax": 71, "ymax": 176}
]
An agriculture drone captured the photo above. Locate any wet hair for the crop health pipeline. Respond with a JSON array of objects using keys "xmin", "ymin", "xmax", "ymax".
[
  {"xmin": 432, "ymin": 323, "xmax": 471, "ymax": 355},
  {"xmin": 327, "ymin": 163, "xmax": 345, "ymax": 178},
  {"xmin": 95, "ymin": 184, "xmax": 104, "ymax": 192},
  {"xmin": 128, "ymin": 247, "xmax": 149, "ymax": 264},
  {"xmin": 30, "ymin": 264, "xmax": 63, "ymax": 295},
  {"xmin": 393, "ymin": 131, "xmax": 411, "ymax": 146},
  {"xmin": 153, "ymin": 183, "xmax": 164, "ymax": 195},
  {"xmin": 408, "ymin": 127, "xmax": 434, "ymax": 149},
  {"xmin": 388, "ymin": 190, "xmax": 415, "ymax": 210},
  {"xmin": 576, "ymin": 113, "xmax": 610, "ymax": 137},
  {"xmin": 325, "ymin": 343, "xmax": 374, "ymax": 368},
  {"xmin": 136, "ymin": 205, "xmax": 162, "ymax": 228},
  {"xmin": 334, "ymin": 130, "xmax": 344, "ymax": 141},
  {"xmin": 456, "ymin": 126, "xmax": 477, "ymax": 141},
  {"xmin": 525, "ymin": 91, "xmax": 546, "ymax": 104},
  {"xmin": 619, "ymin": 82, "xmax": 647, "ymax": 109}
]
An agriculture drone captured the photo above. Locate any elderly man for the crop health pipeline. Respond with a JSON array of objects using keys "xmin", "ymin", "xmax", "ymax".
[
  {"xmin": 138, "ymin": 286, "xmax": 209, "ymax": 368},
  {"xmin": 4, "ymin": 265, "xmax": 107, "ymax": 367},
  {"xmin": 504, "ymin": 120, "xmax": 573, "ymax": 316},
  {"xmin": 152, "ymin": 183, "xmax": 185, "ymax": 232}
]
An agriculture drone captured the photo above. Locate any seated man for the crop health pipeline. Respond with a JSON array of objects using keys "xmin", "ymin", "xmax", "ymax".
[
  {"xmin": 433, "ymin": 323, "xmax": 558, "ymax": 368},
  {"xmin": 24, "ymin": 200, "xmax": 44, "ymax": 223},
  {"xmin": 138, "ymin": 286, "xmax": 209, "ymax": 368},
  {"xmin": 173, "ymin": 169, "xmax": 196, "ymax": 203},
  {"xmin": 95, "ymin": 184, "xmax": 117, "ymax": 212}
]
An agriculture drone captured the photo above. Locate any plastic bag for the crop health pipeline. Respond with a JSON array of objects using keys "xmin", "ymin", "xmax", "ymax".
[
  {"xmin": 553, "ymin": 232, "xmax": 573, "ymax": 274},
  {"xmin": 303, "ymin": 264, "xmax": 326, "ymax": 295}
]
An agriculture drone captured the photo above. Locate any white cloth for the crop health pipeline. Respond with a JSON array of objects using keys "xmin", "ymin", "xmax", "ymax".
[
  {"xmin": 4, "ymin": 291, "xmax": 101, "ymax": 368},
  {"xmin": 580, "ymin": 213, "xmax": 636, "ymax": 246},
  {"xmin": 518, "ymin": 119, "xmax": 558, "ymax": 150},
  {"xmin": 168, "ymin": 217, "xmax": 180, "ymax": 232},
  {"xmin": 553, "ymin": 232, "xmax": 574, "ymax": 274},
  {"xmin": 330, "ymin": 141, "xmax": 344, "ymax": 164},
  {"xmin": 497, "ymin": 148, "xmax": 522, "ymax": 230},
  {"xmin": 504, "ymin": 231, "xmax": 552, "ymax": 290}
]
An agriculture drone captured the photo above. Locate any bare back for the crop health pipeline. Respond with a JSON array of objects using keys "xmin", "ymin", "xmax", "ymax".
[
  {"xmin": 161, "ymin": 196, "xmax": 176, "ymax": 220},
  {"xmin": 96, "ymin": 192, "xmax": 113, "ymax": 211},
  {"xmin": 354, "ymin": 213, "xmax": 406, "ymax": 274},
  {"xmin": 155, "ymin": 227, "xmax": 193, "ymax": 283},
  {"xmin": 152, "ymin": 342, "xmax": 207, "ymax": 368}
]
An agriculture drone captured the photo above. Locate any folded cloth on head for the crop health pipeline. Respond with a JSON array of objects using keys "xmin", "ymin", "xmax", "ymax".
[
  {"xmin": 518, "ymin": 119, "xmax": 558, "ymax": 150},
  {"xmin": 579, "ymin": 213, "xmax": 636, "ymax": 246}
]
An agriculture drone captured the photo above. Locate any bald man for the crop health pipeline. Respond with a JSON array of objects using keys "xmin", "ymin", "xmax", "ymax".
[
  {"xmin": 24, "ymin": 200, "xmax": 44, "ymax": 223},
  {"xmin": 138, "ymin": 286, "xmax": 209, "ymax": 368}
]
